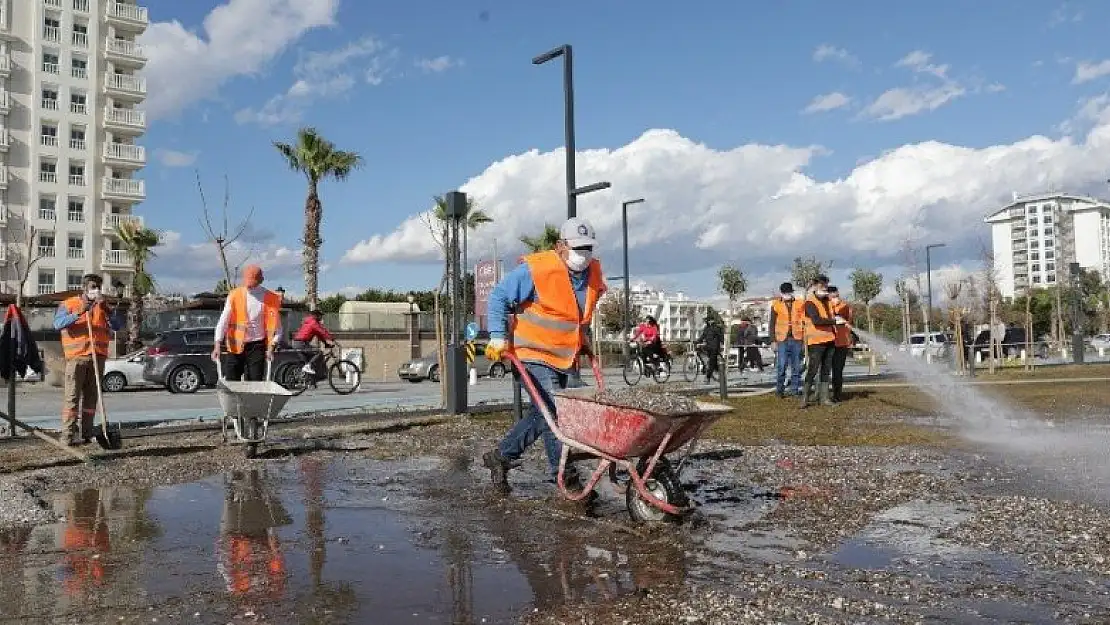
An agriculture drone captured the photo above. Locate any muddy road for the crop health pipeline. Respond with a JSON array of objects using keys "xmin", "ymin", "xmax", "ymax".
[{"xmin": 0, "ymin": 414, "xmax": 1108, "ymax": 624}]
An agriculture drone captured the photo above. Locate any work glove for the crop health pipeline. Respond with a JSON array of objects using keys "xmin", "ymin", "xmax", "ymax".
[
  {"xmin": 834, "ymin": 315, "xmax": 847, "ymax": 325},
  {"xmin": 485, "ymin": 338, "xmax": 508, "ymax": 361}
]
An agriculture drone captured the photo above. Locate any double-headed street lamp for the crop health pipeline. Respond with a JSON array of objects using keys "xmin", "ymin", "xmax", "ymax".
[
  {"xmin": 621, "ymin": 198, "xmax": 645, "ymax": 354},
  {"xmin": 924, "ymin": 243, "xmax": 946, "ymax": 357}
]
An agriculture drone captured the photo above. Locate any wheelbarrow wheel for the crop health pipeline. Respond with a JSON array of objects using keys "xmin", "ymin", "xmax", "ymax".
[
  {"xmin": 626, "ymin": 458, "xmax": 688, "ymax": 524},
  {"xmin": 245, "ymin": 417, "xmax": 259, "ymax": 459}
]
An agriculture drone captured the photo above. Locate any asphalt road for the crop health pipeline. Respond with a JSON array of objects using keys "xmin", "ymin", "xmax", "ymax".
[{"xmin": 8, "ymin": 365, "xmax": 796, "ymax": 428}]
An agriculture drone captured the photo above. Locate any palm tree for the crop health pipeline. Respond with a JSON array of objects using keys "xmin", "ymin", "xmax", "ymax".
[
  {"xmin": 114, "ymin": 220, "xmax": 162, "ymax": 351},
  {"xmin": 432, "ymin": 195, "xmax": 492, "ymax": 309},
  {"xmin": 520, "ymin": 224, "xmax": 561, "ymax": 253},
  {"xmin": 273, "ymin": 128, "xmax": 362, "ymax": 309}
]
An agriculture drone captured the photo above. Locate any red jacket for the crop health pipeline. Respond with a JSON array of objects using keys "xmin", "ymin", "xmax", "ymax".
[{"xmin": 293, "ymin": 316, "xmax": 334, "ymax": 343}]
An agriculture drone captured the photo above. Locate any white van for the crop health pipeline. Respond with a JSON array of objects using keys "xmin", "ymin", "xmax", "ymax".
[{"xmin": 907, "ymin": 332, "xmax": 949, "ymax": 358}]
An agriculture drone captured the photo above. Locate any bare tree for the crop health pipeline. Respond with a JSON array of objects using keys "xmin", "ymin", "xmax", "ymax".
[
  {"xmin": 901, "ymin": 241, "xmax": 930, "ymax": 329},
  {"xmin": 14, "ymin": 225, "xmax": 46, "ymax": 308},
  {"xmin": 980, "ymin": 245, "xmax": 1002, "ymax": 373},
  {"xmin": 945, "ymin": 280, "xmax": 965, "ymax": 370},
  {"xmin": 196, "ymin": 171, "xmax": 254, "ymax": 288}
]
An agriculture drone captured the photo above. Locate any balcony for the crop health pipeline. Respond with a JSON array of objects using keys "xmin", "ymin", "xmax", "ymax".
[
  {"xmin": 72, "ymin": 65, "xmax": 87, "ymax": 79},
  {"xmin": 37, "ymin": 284, "xmax": 55, "ymax": 296},
  {"xmin": 43, "ymin": 61, "xmax": 59, "ymax": 75},
  {"xmin": 102, "ymin": 249, "xmax": 132, "ymax": 268},
  {"xmin": 68, "ymin": 174, "xmax": 86, "ymax": 186},
  {"xmin": 73, "ymin": 32, "xmax": 88, "ymax": 49},
  {"xmin": 45, "ymin": 0, "xmax": 63, "ymax": 7},
  {"xmin": 39, "ymin": 246, "xmax": 56, "ymax": 259},
  {"xmin": 104, "ymin": 107, "xmax": 145, "ymax": 133},
  {"xmin": 0, "ymin": 90, "xmax": 8, "ymax": 113},
  {"xmin": 74, "ymin": 0, "xmax": 90, "ymax": 12},
  {"xmin": 70, "ymin": 101, "xmax": 87, "ymax": 114},
  {"xmin": 103, "ymin": 143, "xmax": 146, "ymax": 166},
  {"xmin": 102, "ymin": 177, "xmax": 145, "ymax": 200},
  {"xmin": 43, "ymin": 26, "xmax": 60, "ymax": 44},
  {"xmin": 106, "ymin": 2, "xmax": 148, "ymax": 30},
  {"xmin": 104, "ymin": 72, "xmax": 146, "ymax": 99},
  {"xmin": 67, "ymin": 248, "xmax": 85, "ymax": 260},
  {"xmin": 39, "ymin": 208, "xmax": 56, "ymax": 221},
  {"xmin": 0, "ymin": 166, "xmax": 6, "ymax": 189},
  {"xmin": 0, "ymin": 205, "xmax": 6, "ymax": 225},
  {"xmin": 0, "ymin": 129, "xmax": 8, "ymax": 152},
  {"xmin": 0, "ymin": 54, "xmax": 9, "ymax": 77},
  {"xmin": 105, "ymin": 38, "xmax": 145, "ymax": 66},
  {"xmin": 70, "ymin": 138, "xmax": 86, "ymax": 150},
  {"xmin": 42, "ymin": 98, "xmax": 58, "ymax": 111},
  {"xmin": 41, "ymin": 135, "xmax": 58, "ymax": 147},
  {"xmin": 102, "ymin": 213, "xmax": 143, "ymax": 233}
]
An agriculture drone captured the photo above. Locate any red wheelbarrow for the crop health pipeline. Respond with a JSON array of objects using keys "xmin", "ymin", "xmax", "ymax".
[{"xmin": 507, "ymin": 353, "xmax": 732, "ymax": 523}]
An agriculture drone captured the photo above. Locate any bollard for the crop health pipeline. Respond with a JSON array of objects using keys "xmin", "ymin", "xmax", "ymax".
[
  {"xmin": 868, "ymin": 352, "xmax": 877, "ymax": 375},
  {"xmin": 1061, "ymin": 347, "xmax": 1068, "ymax": 359},
  {"xmin": 1100, "ymin": 347, "xmax": 1105, "ymax": 358},
  {"xmin": 383, "ymin": 363, "xmax": 387, "ymax": 382},
  {"xmin": 468, "ymin": 367, "xmax": 477, "ymax": 386},
  {"xmin": 925, "ymin": 353, "xmax": 933, "ymax": 365},
  {"xmin": 1020, "ymin": 349, "xmax": 1026, "ymax": 362},
  {"xmin": 975, "ymin": 351, "xmax": 982, "ymax": 364}
]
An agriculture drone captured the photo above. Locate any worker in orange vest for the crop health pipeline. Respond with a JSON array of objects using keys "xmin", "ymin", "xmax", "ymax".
[
  {"xmin": 60, "ymin": 489, "xmax": 111, "ymax": 596},
  {"xmin": 481, "ymin": 218, "xmax": 606, "ymax": 495},
  {"xmin": 211, "ymin": 265, "xmax": 283, "ymax": 381},
  {"xmin": 828, "ymin": 286, "xmax": 854, "ymax": 402},
  {"xmin": 768, "ymin": 282, "xmax": 805, "ymax": 398},
  {"xmin": 52, "ymin": 274, "xmax": 124, "ymax": 445},
  {"xmin": 800, "ymin": 275, "xmax": 840, "ymax": 408}
]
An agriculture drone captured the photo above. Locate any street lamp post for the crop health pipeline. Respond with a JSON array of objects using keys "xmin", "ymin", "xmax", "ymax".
[
  {"xmin": 621, "ymin": 198, "xmax": 644, "ymax": 358},
  {"xmin": 924, "ymin": 243, "xmax": 946, "ymax": 362},
  {"xmin": 533, "ymin": 45, "xmax": 576, "ymax": 218}
]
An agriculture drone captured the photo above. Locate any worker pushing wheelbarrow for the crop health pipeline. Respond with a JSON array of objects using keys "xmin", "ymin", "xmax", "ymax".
[{"xmin": 479, "ymin": 217, "xmax": 731, "ymax": 522}]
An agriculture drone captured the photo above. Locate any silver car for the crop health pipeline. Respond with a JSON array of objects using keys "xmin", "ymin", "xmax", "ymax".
[
  {"xmin": 102, "ymin": 349, "xmax": 156, "ymax": 392},
  {"xmin": 398, "ymin": 344, "xmax": 508, "ymax": 383}
]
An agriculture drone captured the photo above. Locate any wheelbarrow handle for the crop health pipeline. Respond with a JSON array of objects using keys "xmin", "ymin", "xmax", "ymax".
[{"xmin": 504, "ymin": 352, "xmax": 604, "ymax": 425}]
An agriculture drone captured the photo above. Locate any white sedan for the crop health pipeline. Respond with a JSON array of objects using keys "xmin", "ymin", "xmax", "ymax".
[{"xmin": 102, "ymin": 349, "xmax": 155, "ymax": 392}]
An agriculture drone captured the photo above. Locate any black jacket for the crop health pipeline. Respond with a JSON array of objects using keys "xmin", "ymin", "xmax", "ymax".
[
  {"xmin": 0, "ymin": 305, "xmax": 44, "ymax": 381},
  {"xmin": 698, "ymin": 324, "xmax": 723, "ymax": 352}
]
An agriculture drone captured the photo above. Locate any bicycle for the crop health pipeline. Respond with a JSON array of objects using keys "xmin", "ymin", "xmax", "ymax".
[
  {"xmin": 682, "ymin": 344, "xmax": 708, "ymax": 382},
  {"xmin": 282, "ymin": 343, "xmax": 362, "ymax": 396},
  {"xmin": 623, "ymin": 342, "xmax": 671, "ymax": 386}
]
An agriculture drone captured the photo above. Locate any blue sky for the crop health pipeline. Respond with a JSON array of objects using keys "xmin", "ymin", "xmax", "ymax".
[{"xmin": 141, "ymin": 0, "xmax": 1110, "ymax": 302}]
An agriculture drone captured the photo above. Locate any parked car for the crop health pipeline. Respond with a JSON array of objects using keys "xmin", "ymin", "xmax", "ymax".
[
  {"xmin": 970, "ymin": 327, "xmax": 1048, "ymax": 359},
  {"xmin": 398, "ymin": 342, "xmax": 508, "ymax": 383},
  {"xmin": 1089, "ymin": 333, "xmax": 1110, "ymax": 351},
  {"xmin": 102, "ymin": 349, "xmax": 156, "ymax": 392},
  {"xmin": 142, "ymin": 327, "xmax": 313, "ymax": 393},
  {"xmin": 907, "ymin": 332, "xmax": 950, "ymax": 358}
]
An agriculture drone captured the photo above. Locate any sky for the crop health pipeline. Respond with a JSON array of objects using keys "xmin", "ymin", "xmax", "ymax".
[{"xmin": 140, "ymin": 0, "xmax": 1110, "ymax": 304}]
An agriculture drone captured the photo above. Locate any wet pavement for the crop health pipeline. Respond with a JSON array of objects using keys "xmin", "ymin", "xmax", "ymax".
[{"xmin": 1, "ymin": 427, "xmax": 1109, "ymax": 624}]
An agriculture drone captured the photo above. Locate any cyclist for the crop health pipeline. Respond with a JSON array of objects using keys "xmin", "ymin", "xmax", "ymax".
[
  {"xmin": 292, "ymin": 308, "xmax": 335, "ymax": 375},
  {"xmin": 630, "ymin": 316, "xmax": 665, "ymax": 365},
  {"xmin": 696, "ymin": 315, "xmax": 723, "ymax": 383}
]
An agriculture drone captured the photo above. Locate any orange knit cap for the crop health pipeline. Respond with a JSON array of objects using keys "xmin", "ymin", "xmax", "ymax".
[{"xmin": 242, "ymin": 264, "xmax": 264, "ymax": 288}]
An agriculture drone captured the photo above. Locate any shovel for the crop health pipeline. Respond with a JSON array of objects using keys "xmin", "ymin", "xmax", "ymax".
[{"xmin": 87, "ymin": 313, "xmax": 123, "ymax": 451}]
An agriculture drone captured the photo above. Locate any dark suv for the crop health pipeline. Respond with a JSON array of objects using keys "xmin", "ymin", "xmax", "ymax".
[
  {"xmin": 142, "ymin": 327, "xmax": 312, "ymax": 393},
  {"xmin": 970, "ymin": 327, "xmax": 1048, "ymax": 360}
]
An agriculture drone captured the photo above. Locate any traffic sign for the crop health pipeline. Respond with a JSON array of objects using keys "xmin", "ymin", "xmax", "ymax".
[{"xmin": 465, "ymin": 321, "xmax": 479, "ymax": 341}]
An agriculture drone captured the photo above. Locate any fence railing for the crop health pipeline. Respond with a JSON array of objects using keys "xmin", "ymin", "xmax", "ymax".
[{"xmin": 323, "ymin": 312, "xmax": 436, "ymax": 332}]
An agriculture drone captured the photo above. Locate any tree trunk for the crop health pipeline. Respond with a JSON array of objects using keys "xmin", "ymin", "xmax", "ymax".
[
  {"xmin": 216, "ymin": 239, "xmax": 232, "ymax": 287},
  {"xmin": 303, "ymin": 183, "xmax": 323, "ymax": 309},
  {"xmin": 866, "ymin": 303, "xmax": 874, "ymax": 335}
]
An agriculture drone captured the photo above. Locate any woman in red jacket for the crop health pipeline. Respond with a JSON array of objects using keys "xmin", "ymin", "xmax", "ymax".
[{"xmin": 292, "ymin": 309, "xmax": 335, "ymax": 375}]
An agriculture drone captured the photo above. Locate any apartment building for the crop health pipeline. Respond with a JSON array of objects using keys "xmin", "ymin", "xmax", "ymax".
[
  {"xmin": 0, "ymin": 0, "xmax": 147, "ymax": 297},
  {"xmin": 599, "ymin": 285, "xmax": 712, "ymax": 343},
  {"xmin": 985, "ymin": 192, "xmax": 1110, "ymax": 298}
]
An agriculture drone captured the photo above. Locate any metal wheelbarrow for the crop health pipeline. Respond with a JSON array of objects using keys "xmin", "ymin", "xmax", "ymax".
[
  {"xmin": 215, "ymin": 359, "xmax": 294, "ymax": 459},
  {"xmin": 506, "ymin": 353, "xmax": 731, "ymax": 523}
]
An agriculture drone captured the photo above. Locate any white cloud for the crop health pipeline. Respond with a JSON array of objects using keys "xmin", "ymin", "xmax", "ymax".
[
  {"xmin": 862, "ymin": 51, "xmax": 967, "ymax": 121},
  {"xmin": 235, "ymin": 36, "xmax": 396, "ymax": 125},
  {"xmin": 149, "ymin": 231, "xmax": 303, "ymax": 295},
  {"xmin": 1074, "ymin": 59, "xmax": 1110, "ymax": 84},
  {"xmin": 803, "ymin": 92, "xmax": 851, "ymax": 114},
  {"xmin": 154, "ymin": 149, "xmax": 198, "ymax": 167},
  {"xmin": 140, "ymin": 0, "xmax": 339, "ymax": 120},
  {"xmin": 340, "ymin": 95, "xmax": 1110, "ymax": 286},
  {"xmin": 812, "ymin": 44, "xmax": 859, "ymax": 68},
  {"xmin": 1050, "ymin": 4, "xmax": 1084, "ymax": 27},
  {"xmin": 416, "ymin": 55, "xmax": 462, "ymax": 73}
]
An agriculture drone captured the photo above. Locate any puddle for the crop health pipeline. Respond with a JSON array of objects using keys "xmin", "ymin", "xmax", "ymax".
[{"xmin": 0, "ymin": 460, "xmax": 685, "ymax": 624}]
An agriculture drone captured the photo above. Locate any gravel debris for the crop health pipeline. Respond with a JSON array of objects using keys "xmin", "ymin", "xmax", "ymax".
[{"xmin": 593, "ymin": 388, "xmax": 700, "ymax": 415}]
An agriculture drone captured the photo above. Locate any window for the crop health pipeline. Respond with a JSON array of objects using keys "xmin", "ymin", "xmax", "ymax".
[
  {"xmin": 37, "ymin": 270, "xmax": 56, "ymax": 296},
  {"xmin": 70, "ymin": 92, "xmax": 87, "ymax": 115},
  {"xmin": 72, "ymin": 23, "xmax": 88, "ymax": 48},
  {"xmin": 1045, "ymin": 227, "xmax": 1055, "ymax": 236},
  {"xmin": 41, "ymin": 87, "xmax": 58, "ymax": 110},
  {"xmin": 68, "ymin": 162, "xmax": 85, "ymax": 186},
  {"xmin": 69, "ymin": 126, "xmax": 85, "ymax": 150},
  {"xmin": 71, "ymin": 56, "xmax": 87, "ymax": 79},
  {"xmin": 67, "ymin": 271, "xmax": 84, "ymax": 291},
  {"xmin": 39, "ymin": 160, "xmax": 57, "ymax": 183},
  {"xmin": 67, "ymin": 235, "xmax": 84, "ymax": 260},
  {"xmin": 1030, "ymin": 240, "xmax": 1040, "ymax": 248},
  {"xmin": 1030, "ymin": 229, "xmax": 1039, "ymax": 237},
  {"xmin": 38, "ymin": 233, "xmax": 56, "ymax": 258},
  {"xmin": 1046, "ymin": 250, "xmax": 1055, "ymax": 259},
  {"xmin": 67, "ymin": 198, "xmax": 83, "ymax": 222},
  {"xmin": 1031, "ymin": 263, "xmax": 1041, "ymax": 272},
  {"xmin": 43, "ymin": 18, "xmax": 60, "ymax": 43},
  {"xmin": 1033, "ymin": 276, "xmax": 1042, "ymax": 284},
  {"xmin": 1046, "ymin": 262, "xmax": 1056, "ymax": 272},
  {"xmin": 1030, "ymin": 252, "xmax": 1040, "ymax": 261},
  {"xmin": 39, "ymin": 197, "xmax": 57, "ymax": 221},
  {"xmin": 1047, "ymin": 275, "xmax": 1056, "ymax": 284},
  {"xmin": 42, "ymin": 52, "xmax": 59, "ymax": 74},
  {"xmin": 1044, "ymin": 215, "xmax": 1053, "ymax": 224},
  {"xmin": 40, "ymin": 124, "xmax": 58, "ymax": 147}
]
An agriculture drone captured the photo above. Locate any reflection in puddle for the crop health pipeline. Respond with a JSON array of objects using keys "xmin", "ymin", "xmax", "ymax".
[{"xmin": 0, "ymin": 459, "xmax": 683, "ymax": 624}]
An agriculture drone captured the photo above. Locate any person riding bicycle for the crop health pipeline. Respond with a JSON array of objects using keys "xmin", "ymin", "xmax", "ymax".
[
  {"xmin": 696, "ymin": 315, "xmax": 723, "ymax": 383},
  {"xmin": 292, "ymin": 308, "xmax": 335, "ymax": 375},
  {"xmin": 630, "ymin": 316, "xmax": 666, "ymax": 365}
]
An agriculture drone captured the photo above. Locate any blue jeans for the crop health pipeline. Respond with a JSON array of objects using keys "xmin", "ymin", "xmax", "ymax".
[
  {"xmin": 775, "ymin": 339, "xmax": 803, "ymax": 395},
  {"xmin": 499, "ymin": 363, "xmax": 580, "ymax": 477}
]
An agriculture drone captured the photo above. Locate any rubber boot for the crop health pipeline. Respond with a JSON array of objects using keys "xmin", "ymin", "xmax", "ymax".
[{"xmin": 820, "ymin": 382, "xmax": 837, "ymax": 406}]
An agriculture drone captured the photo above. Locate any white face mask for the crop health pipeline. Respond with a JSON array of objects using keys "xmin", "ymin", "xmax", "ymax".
[
  {"xmin": 782, "ymin": 293, "xmax": 794, "ymax": 301},
  {"xmin": 86, "ymin": 288, "xmax": 100, "ymax": 300},
  {"xmin": 565, "ymin": 249, "xmax": 592, "ymax": 273},
  {"xmin": 815, "ymin": 290, "xmax": 829, "ymax": 298}
]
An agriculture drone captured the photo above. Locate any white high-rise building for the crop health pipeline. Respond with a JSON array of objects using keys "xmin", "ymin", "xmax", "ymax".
[
  {"xmin": 0, "ymin": 0, "xmax": 147, "ymax": 297},
  {"xmin": 985, "ymin": 193, "xmax": 1110, "ymax": 298}
]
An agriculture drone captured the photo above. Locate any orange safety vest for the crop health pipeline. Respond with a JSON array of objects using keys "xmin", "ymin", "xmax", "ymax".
[
  {"xmin": 510, "ymin": 250, "xmax": 604, "ymax": 370},
  {"xmin": 770, "ymin": 297, "xmax": 805, "ymax": 341},
  {"xmin": 803, "ymin": 294, "xmax": 836, "ymax": 345},
  {"xmin": 832, "ymin": 300, "xmax": 853, "ymax": 347},
  {"xmin": 60, "ymin": 296, "xmax": 111, "ymax": 359},
  {"xmin": 224, "ymin": 287, "xmax": 282, "ymax": 354}
]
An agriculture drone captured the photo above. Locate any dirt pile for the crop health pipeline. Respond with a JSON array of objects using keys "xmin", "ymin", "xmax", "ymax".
[{"xmin": 593, "ymin": 389, "xmax": 699, "ymax": 415}]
